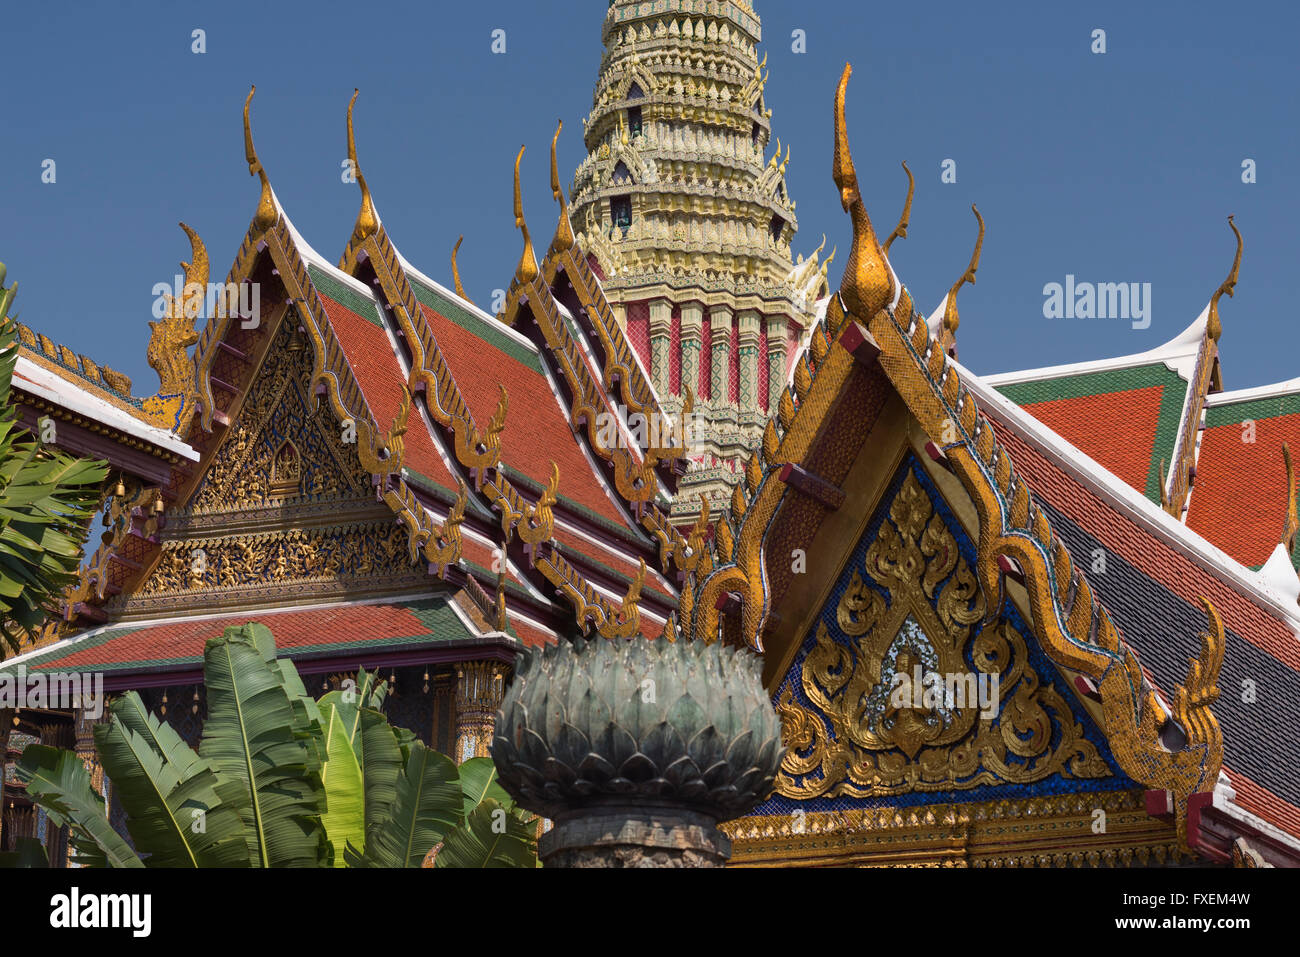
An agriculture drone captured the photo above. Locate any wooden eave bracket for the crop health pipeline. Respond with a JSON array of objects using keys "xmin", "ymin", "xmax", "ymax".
[
  {"xmin": 778, "ymin": 463, "xmax": 846, "ymax": 510},
  {"xmin": 838, "ymin": 321, "xmax": 880, "ymax": 365}
]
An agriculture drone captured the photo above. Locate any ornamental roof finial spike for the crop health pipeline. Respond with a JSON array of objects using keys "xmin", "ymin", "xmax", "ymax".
[
  {"xmin": 1283, "ymin": 443, "xmax": 1298, "ymax": 556},
  {"xmin": 1207, "ymin": 215, "xmax": 1243, "ymax": 343},
  {"xmin": 550, "ymin": 119, "xmax": 575, "ymax": 251},
  {"xmin": 833, "ymin": 64, "xmax": 893, "ymax": 320},
  {"xmin": 346, "ymin": 89, "xmax": 379, "ymax": 248},
  {"xmin": 883, "ymin": 161, "xmax": 914, "ymax": 254},
  {"xmin": 451, "ymin": 236, "xmax": 474, "ymax": 304},
  {"xmin": 513, "ymin": 145, "xmax": 539, "ymax": 284},
  {"xmin": 243, "ymin": 86, "xmax": 277, "ymax": 231},
  {"xmin": 942, "ymin": 204, "xmax": 984, "ymax": 342}
]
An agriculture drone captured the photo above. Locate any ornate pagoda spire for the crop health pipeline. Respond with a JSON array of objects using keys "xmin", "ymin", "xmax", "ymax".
[{"xmin": 570, "ymin": 0, "xmax": 822, "ymax": 521}]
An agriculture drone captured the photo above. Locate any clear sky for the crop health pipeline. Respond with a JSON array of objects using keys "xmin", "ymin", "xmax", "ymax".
[{"xmin": 4, "ymin": 0, "xmax": 1295, "ymax": 395}]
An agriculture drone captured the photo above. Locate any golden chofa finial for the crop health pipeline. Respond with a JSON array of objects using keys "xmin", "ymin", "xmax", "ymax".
[
  {"xmin": 243, "ymin": 86, "xmax": 277, "ymax": 232},
  {"xmin": 1283, "ymin": 443, "xmax": 1298, "ymax": 556},
  {"xmin": 451, "ymin": 236, "xmax": 474, "ymax": 304},
  {"xmin": 833, "ymin": 64, "xmax": 894, "ymax": 321},
  {"xmin": 513, "ymin": 145, "xmax": 539, "ymax": 285},
  {"xmin": 1207, "ymin": 215, "xmax": 1243, "ymax": 343},
  {"xmin": 942, "ymin": 204, "xmax": 985, "ymax": 346},
  {"xmin": 550, "ymin": 119, "xmax": 575, "ymax": 252},
  {"xmin": 883, "ymin": 161, "xmax": 914, "ymax": 254},
  {"xmin": 346, "ymin": 88, "xmax": 379, "ymax": 249}
]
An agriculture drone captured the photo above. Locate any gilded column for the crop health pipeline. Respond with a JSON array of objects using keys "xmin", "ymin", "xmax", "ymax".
[
  {"xmin": 73, "ymin": 708, "xmax": 107, "ymax": 801},
  {"xmin": 454, "ymin": 661, "xmax": 507, "ymax": 764},
  {"xmin": 766, "ymin": 315, "xmax": 789, "ymax": 413},
  {"xmin": 680, "ymin": 302, "xmax": 703, "ymax": 404},
  {"xmin": 648, "ymin": 298, "xmax": 673, "ymax": 396},
  {"xmin": 709, "ymin": 305, "xmax": 732, "ymax": 406},
  {"xmin": 737, "ymin": 310, "xmax": 762, "ymax": 413},
  {"xmin": 611, "ymin": 301, "xmax": 627, "ymax": 333}
]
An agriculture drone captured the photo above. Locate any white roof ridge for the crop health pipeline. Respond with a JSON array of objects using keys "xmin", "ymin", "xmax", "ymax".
[
  {"xmin": 1205, "ymin": 375, "xmax": 1300, "ymax": 407},
  {"xmin": 272, "ymin": 190, "xmax": 379, "ymax": 303},
  {"xmin": 982, "ymin": 305, "xmax": 1210, "ymax": 386},
  {"xmin": 953, "ymin": 357, "xmax": 1300, "ymax": 634},
  {"xmin": 13, "ymin": 356, "xmax": 198, "ymax": 461},
  {"xmin": 1256, "ymin": 544, "xmax": 1300, "ymax": 608}
]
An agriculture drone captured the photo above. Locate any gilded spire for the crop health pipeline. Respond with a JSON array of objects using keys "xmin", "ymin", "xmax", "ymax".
[
  {"xmin": 833, "ymin": 64, "xmax": 894, "ymax": 321},
  {"xmin": 1284, "ymin": 444, "xmax": 1298, "ymax": 556},
  {"xmin": 942, "ymin": 204, "xmax": 985, "ymax": 341},
  {"xmin": 512, "ymin": 145, "xmax": 539, "ymax": 285},
  {"xmin": 550, "ymin": 120, "xmax": 575, "ymax": 252},
  {"xmin": 883, "ymin": 161, "xmax": 914, "ymax": 254},
  {"xmin": 1207, "ymin": 215, "xmax": 1243, "ymax": 343},
  {"xmin": 243, "ymin": 86, "xmax": 277, "ymax": 232},
  {"xmin": 451, "ymin": 236, "xmax": 474, "ymax": 304},
  {"xmin": 345, "ymin": 89, "xmax": 379, "ymax": 249}
]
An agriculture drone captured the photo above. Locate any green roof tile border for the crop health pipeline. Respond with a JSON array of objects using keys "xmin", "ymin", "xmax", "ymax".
[
  {"xmin": 308, "ymin": 264, "xmax": 385, "ymax": 328},
  {"xmin": 996, "ymin": 363, "xmax": 1188, "ymax": 504},
  {"xmin": 406, "ymin": 273, "xmax": 541, "ymax": 371}
]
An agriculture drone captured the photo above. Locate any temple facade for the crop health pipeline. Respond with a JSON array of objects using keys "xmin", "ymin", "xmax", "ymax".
[{"xmin": 2, "ymin": 0, "xmax": 1298, "ymax": 868}]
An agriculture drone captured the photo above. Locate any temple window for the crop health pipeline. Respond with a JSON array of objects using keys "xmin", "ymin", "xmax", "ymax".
[
  {"xmin": 611, "ymin": 195, "xmax": 633, "ymax": 236},
  {"xmin": 628, "ymin": 104, "xmax": 643, "ymax": 138},
  {"xmin": 612, "ymin": 161, "xmax": 634, "ymax": 185},
  {"xmin": 769, "ymin": 214, "xmax": 784, "ymax": 244},
  {"xmin": 752, "ymin": 122, "xmax": 760, "ymax": 147}
]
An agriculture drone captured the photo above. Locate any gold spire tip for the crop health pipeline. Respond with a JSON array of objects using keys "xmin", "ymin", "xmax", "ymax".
[
  {"xmin": 884, "ymin": 160, "xmax": 914, "ymax": 254},
  {"xmin": 1208, "ymin": 215, "xmax": 1243, "ymax": 343}
]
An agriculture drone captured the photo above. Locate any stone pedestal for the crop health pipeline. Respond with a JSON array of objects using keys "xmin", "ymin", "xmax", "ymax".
[
  {"xmin": 541, "ymin": 806, "xmax": 731, "ymax": 868},
  {"xmin": 493, "ymin": 636, "xmax": 784, "ymax": 868}
]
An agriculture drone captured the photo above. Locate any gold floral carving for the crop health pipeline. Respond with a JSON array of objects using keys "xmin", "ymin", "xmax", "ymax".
[{"xmin": 774, "ymin": 471, "xmax": 1108, "ymax": 798}]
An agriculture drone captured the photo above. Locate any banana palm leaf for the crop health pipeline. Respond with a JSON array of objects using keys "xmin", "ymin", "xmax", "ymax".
[
  {"xmin": 198, "ymin": 625, "xmax": 328, "ymax": 867},
  {"xmin": 435, "ymin": 797, "xmax": 539, "ymax": 869},
  {"xmin": 317, "ymin": 700, "xmax": 365, "ymax": 868},
  {"xmin": 356, "ymin": 741, "xmax": 460, "ymax": 868},
  {"xmin": 92, "ymin": 695, "xmax": 250, "ymax": 868},
  {"xmin": 456, "ymin": 757, "xmax": 514, "ymax": 817},
  {"xmin": 16, "ymin": 744, "xmax": 142, "ymax": 868},
  {"xmin": 0, "ymin": 836, "xmax": 49, "ymax": 868}
]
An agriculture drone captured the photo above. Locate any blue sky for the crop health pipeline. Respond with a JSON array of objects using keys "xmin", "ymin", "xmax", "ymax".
[{"xmin": 4, "ymin": 0, "xmax": 1295, "ymax": 394}]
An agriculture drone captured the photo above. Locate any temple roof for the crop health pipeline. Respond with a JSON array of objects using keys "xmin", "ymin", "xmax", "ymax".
[
  {"xmin": 1, "ymin": 594, "xmax": 517, "ymax": 684},
  {"xmin": 983, "ymin": 310, "xmax": 1214, "ymax": 506}
]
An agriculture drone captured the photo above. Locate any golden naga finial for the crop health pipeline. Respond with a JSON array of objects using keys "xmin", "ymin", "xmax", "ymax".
[
  {"xmin": 1283, "ymin": 444, "xmax": 1298, "ymax": 555},
  {"xmin": 451, "ymin": 236, "xmax": 474, "ymax": 304},
  {"xmin": 142, "ymin": 222, "xmax": 207, "ymax": 433},
  {"xmin": 1170, "ymin": 596, "xmax": 1226, "ymax": 846},
  {"xmin": 385, "ymin": 383, "xmax": 413, "ymax": 472},
  {"xmin": 883, "ymin": 161, "xmax": 914, "ymax": 254},
  {"xmin": 550, "ymin": 119, "xmax": 576, "ymax": 252},
  {"xmin": 243, "ymin": 86, "xmax": 277, "ymax": 232},
  {"xmin": 942, "ymin": 204, "xmax": 985, "ymax": 341},
  {"xmin": 1207, "ymin": 215, "xmax": 1243, "ymax": 343},
  {"xmin": 346, "ymin": 89, "xmax": 379, "ymax": 249},
  {"xmin": 833, "ymin": 64, "xmax": 894, "ymax": 321},
  {"xmin": 512, "ymin": 145, "xmax": 539, "ymax": 285}
]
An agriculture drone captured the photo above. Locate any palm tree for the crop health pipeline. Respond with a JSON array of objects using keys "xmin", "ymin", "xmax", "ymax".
[
  {"xmin": 0, "ymin": 265, "xmax": 107, "ymax": 657},
  {"xmin": 13, "ymin": 622, "xmax": 539, "ymax": 868}
]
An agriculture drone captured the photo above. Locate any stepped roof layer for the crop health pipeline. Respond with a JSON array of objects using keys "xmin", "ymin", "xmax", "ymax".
[
  {"xmin": 1, "ymin": 595, "xmax": 508, "ymax": 682},
  {"xmin": 1187, "ymin": 378, "xmax": 1300, "ymax": 571},
  {"xmin": 984, "ymin": 311, "xmax": 1213, "ymax": 507}
]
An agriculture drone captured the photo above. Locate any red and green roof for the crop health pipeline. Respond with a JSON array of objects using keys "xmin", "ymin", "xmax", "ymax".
[
  {"xmin": 995, "ymin": 362, "xmax": 1190, "ymax": 503},
  {"xmin": 1187, "ymin": 386, "xmax": 1300, "ymax": 570},
  {"xmin": 8, "ymin": 597, "xmax": 481, "ymax": 676}
]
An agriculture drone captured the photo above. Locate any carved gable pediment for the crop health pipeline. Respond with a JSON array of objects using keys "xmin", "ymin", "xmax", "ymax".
[{"xmin": 771, "ymin": 456, "xmax": 1123, "ymax": 804}]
